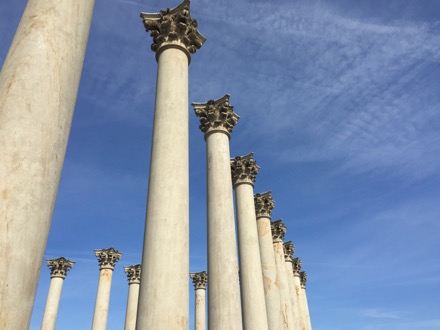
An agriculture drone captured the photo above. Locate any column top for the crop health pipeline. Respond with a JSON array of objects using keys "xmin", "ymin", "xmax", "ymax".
[
  {"xmin": 292, "ymin": 257, "xmax": 302, "ymax": 276},
  {"xmin": 283, "ymin": 241, "xmax": 295, "ymax": 262},
  {"xmin": 124, "ymin": 264, "xmax": 142, "ymax": 284},
  {"xmin": 271, "ymin": 219, "xmax": 286, "ymax": 243},
  {"xmin": 141, "ymin": 0, "xmax": 206, "ymax": 63},
  {"xmin": 254, "ymin": 191, "xmax": 275, "ymax": 219},
  {"xmin": 190, "ymin": 271, "xmax": 208, "ymax": 290},
  {"xmin": 46, "ymin": 257, "xmax": 74, "ymax": 279},
  {"xmin": 192, "ymin": 94, "xmax": 240, "ymax": 138},
  {"xmin": 230, "ymin": 153, "xmax": 260, "ymax": 187},
  {"xmin": 300, "ymin": 271, "xmax": 308, "ymax": 289},
  {"xmin": 94, "ymin": 247, "xmax": 122, "ymax": 270}
]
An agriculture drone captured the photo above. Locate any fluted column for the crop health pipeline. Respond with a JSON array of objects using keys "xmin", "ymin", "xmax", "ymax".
[
  {"xmin": 254, "ymin": 192, "xmax": 282, "ymax": 330},
  {"xmin": 193, "ymin": 95, "xmax": 242, "ymax": 330},
  {"xmin": 271, "ymin": 220, "xmax": 295, "ymax": 330},
  {"xmin": 190, "ymin": 272, "xmax": 208, "ymax": 330},
  {"xmin": 137, "ymin": 2, "xmax": 205, "ymax": 328},
  {"xmin": 124, "ymin": 265, "xmax": 141, "ymax": 330},
  {"xmin": 41, "ymin": 258, "xmax": 74, "ymax": 330},
  {"xmin": 0, "ymin": 1, "xmax": 95, "ymax": 328},
  {"xmin": 300, "ymin": 271, "xmax": 312, "ymax": 330},
  {"xmin": 283, "ymin": 241, "xmax": 301, "ymax": 330},
  {"xmin": 231, "ymin": 154, "xmax": 268, "ymax": 330},
  {"xmin": 292, "ymin": 258, "xmax": 306, "ymax": 330},
  {"xmin": 92, "ymin": 248, "xmax": 122, "ymax": 330}
]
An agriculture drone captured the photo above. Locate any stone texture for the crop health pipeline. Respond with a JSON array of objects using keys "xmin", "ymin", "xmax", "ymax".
[
  {"xmin": 283, "ymin": 242, "xmax": 301, "ymax": 330},
  {"xmin": 300, "ymin": 271, "xmax": 312, "ymax": 330},
  {"xmin": 124, "ymin": 265, "xmax": 141, "ymax": 330},
  {"xmin": 190, "ymin": 272, "xmax": 208, "ymax": 330}
]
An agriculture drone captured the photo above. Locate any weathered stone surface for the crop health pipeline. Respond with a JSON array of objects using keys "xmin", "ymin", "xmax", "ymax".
[
  {"xmin": 95, "ymin": 248, "xmax": 122, "ymax": 270},
  {"xmin": 190, "ymin": 271, "xmax": 208, "ymax": 290},
  {"xmin": 254, "ymin": 191, "xmax": 275, "ymax": 219},
  {"xmin": 231, "ymin": 153, "xmax": 260, "ymax": 186},
  {"xmin": 124, "ymin": 265, "xmax": 141, "ymax": 330},
  {"xmin": 124, "ymin": 264, "xmax": 141, "ymax": 285},
  {"xmin": 47, "ymin": 257, "xmax": 75, "ymax": 279}
]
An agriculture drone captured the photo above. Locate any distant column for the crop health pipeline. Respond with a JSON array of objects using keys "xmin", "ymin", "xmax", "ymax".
[
  {"xmin": 283, "ymin": 241, "xmax": 301, "ymax": 329},
  {"xmin": 41, "ymin": 257, "xmax": 74, "ymax": 330},
  {"xmin": 92, "ymin": 248, "xmax": 122, "ymax": 330},
  {"xmin": 0, "ymin": 1, "xmax": 95, "ymax": 328},
  {"xmin": 231, "ymin": 153, "xmax": 268, "ymax": 330},
  {"xmin": 123, "ymin": 265, "xmax": 141, "ymax": 330},
  {"xmin": 271, "ymin": 220, "xmax": 295, "ymax": 330},
  {"xmin": 193, "ymin": 94, "xmax": 242, "ymax": 330},
  {"xmin": 137, "ymin": 1, "xmax": 205, "ymax": 328},
  {"xmin": 190, "ymin": 272, "xmax": 208, "ymax": 330},
  {"xmin": 292, "ymin": 258, "xmax": 305, "ymax": 330},
  {"xmin": 254, "ymin": 192, "xmax": 282, "ymax": 330},
  {"xmin": 299, "ymin": 271, "xmax": 312, "ymax": 330}
]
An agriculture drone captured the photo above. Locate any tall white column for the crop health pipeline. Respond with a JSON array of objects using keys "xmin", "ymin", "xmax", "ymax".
[
  {"xmin": 137, "ymin": 2, "xmax": 205, "ymax": 328},
  {"xmin": 190, "ymin": 272, "xmax": 208, "ymax": 330},
  {"xmin": 124, "ymin": 265, "xmax": 141, "ymax": 330},
  {"xmin": 271, "ymin": 219, "xmax": 295, "ymax": 330},
  {"xmin": 283, "ymin": 241, "xmax": 301, "ymax": 330},
  {"xmin": 254, "ymin": 192, "xmax": 282, "ymax": 330},
  {"xmin": 92, "ymin": 248, "xmax": 122, "ymax": 330},
  {"xmin": 292, "ymin": 258, "xmax": 306, "ymax": 330},
  {"xmin": 300, "ymin": 271, "xmax": 312, "ymax": 330},
  {"xmin": 41, "ymin": 257, "xmax": 74, "ymax": 330},
  {"xmin": 0, "ymin": 1, "xmax": 95, "ymax": 328},
  {"xmin": 193, "ymin": 95, "xmax": 242, "ymax": 330},
  {"xmin": 231, "ymin": 154, "xmax": 269, "ymax": 330}
]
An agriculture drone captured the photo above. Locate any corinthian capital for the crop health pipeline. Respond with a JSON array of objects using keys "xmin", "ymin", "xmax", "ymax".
[
  {"xmin": 141, "ymin": 0, "xmax": 205, "ymax": 61},
  {"xmin": 192, "ymin": 94, "xmax": 239, "ymax": 137},
  {"xmin": 46, "ymin": 257, "xmax": 74, "ymax": 279},
  {"xmin": 254, "ymin": 191, "xmax": 275, "ymax": 219},
  {"xmin": 190, "ymin": 271, "xmax": 208, "ymax": 290},
  {"xmin": 230, "ymin": 153, "xmax": 260, "ymax": 187},
  {"xmin": 271, "ymin": 219, "xmax": 286, "ymax": 243},
  {"xmin": 95, "ymin": 247, "xmax": 122, "ymax": 270},
  {"xmin": 124, "ymin": 264, "xmax": 142, "ymax": 284},
  {"xmin": 283, "ymin": 241, "xmax": 295, "ymax": 262},
  {"xmin": 300, "ymin": 271, "xmax": 308, "ymax": 288}
]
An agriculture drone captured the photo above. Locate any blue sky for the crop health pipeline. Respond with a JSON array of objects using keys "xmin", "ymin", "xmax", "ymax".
[{"xmin": 1, "ymin": 0, "xmax": 440, "ymax": 329}]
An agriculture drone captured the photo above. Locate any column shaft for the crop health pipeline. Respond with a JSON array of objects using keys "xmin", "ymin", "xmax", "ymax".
[
  {"xmin": 194, "ymin": 288, "xmax": 206, "ymax": 330},
  {"xmin": 293, "ymin": 275, "xmax": 306, "ymax": 330},
  {"xmin": 92, "ymin": 268, "xmax": 113, "ymax": 330},
  {"xmin": 0, "ymin": 1, "xmax": 95, "ymax": 328},
  {"xmin": 285, "ymin": 262, "xmax": 301, "ymax": 330},
  {"xmin": 235, "ymin": 183, "xmax": 269, "ymax": 330},
  {"xmin": 206, "ymin": 132, "xmax": 242, "ymax": 330},
  {"xmin": 40, "ymin": 277, "xmax": 64, "ymax": 330},
  {"xmin": 301, "ymin": 288, "xmax": 312, "ymax": 330},
  {"xmin": 137, "ymin": 46, "xmax": 189, "ymax": 329},
  {"xmin": 257, "ymin": 216, "xmax": 282, "ymax": 330},
  {"xmin": 124, "ymin": 283, "xmax": 140, "ymax": 330}
]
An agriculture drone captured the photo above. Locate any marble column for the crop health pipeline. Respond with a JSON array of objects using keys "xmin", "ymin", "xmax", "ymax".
[
  {"xmin": 254, "ymin": 192, "xmax": 282, "ymax": 330},
  {"xmin": 283, "ymin": 241, "xmax": 301, "ymax": 330},
  {"xmin": 292, "ymin": 258, "xmax": 305, "ymax": 330},
  {"xmin": 193, "ymin": 95, "xmax": 242, "ymax": 330},
  {"xmin": 92, "ymin": 248, "xmax": 122, "ymax": 330},
  {"xmin": 0, "ymin": 1, "xmax": 95, "ymax": 328},
  {"xmin": 231, "ymin": 154, "xmax": 269, "ymax": 330},
  {"xmin": 300, "ymin": 271, "xmax": 312, "ymax": 330},
  {"xmin": 137, "ymin": 2, "xmax": 205, "ymax": 328},
  {"xmin": 190, "ymin": 272, "xmax": 208, "ymax": 330},
  {"xmin": 271, "ymin": 220, "xmax": 295, "ymax": 330},
  {"xmin": 41, "ymin": 257, "xmax": 74, "ymax": 330},
  {"xmin": 124, "ymin": 265, "xmax": 141, "ymax": 330}
]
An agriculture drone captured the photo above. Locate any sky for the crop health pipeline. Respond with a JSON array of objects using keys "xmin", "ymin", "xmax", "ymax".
[{"xmin": 1, "ymin": 0, "xmax": 440, "ymax": 329}]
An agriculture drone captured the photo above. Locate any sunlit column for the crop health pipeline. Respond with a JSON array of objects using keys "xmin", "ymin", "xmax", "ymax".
[
  {"xmin": 190, "ymin": 272, "xmax": 208, "ymax": 330},
  {"xmin": 254, "ymin": 192, "xmax": 282, "ymax": 330},
  {"xmin": 299, "ymin": 271, "xmax": 312, "ymax": 330},
  {"xmin": 41, "ymin": 258, "xmax": 74, "ymax": 330},
  {"xmin": 231, "ymin": 153, "xmax": 268, "ymax": 330},
  {"xmin": 292, "ymin": 258, "xmax": 305, "ymax": 330},
  {"xmin": 0, "ymin": 1, "xmax": 95, "ymax": 328},
  {"xmin": 271, "ymin": 220, "xmax": 295, "ymax": 329},
  {"xmin": 92, "ymin": 248, "xmax": 122, "ymax": 330},
  {"xmin": 193, "ymin": 95, "xmax": 242, "ymax": 330},
  {"xmin": 283, "ymin": 241, "xmax": 301, "ymax": 329},
  {"xmin": 123, "ymin": 265, "xmax": 141, "ymax": 330},
  {"xmin": 137, "ymin": 2, "xmax": 205, "ymax": 328}
]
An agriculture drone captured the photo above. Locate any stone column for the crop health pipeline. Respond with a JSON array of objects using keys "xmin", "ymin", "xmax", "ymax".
[
  {"xmin": 190, "ymin": 272, "xmax": 208, "ymax": 330},
  {"xmin": 0, "ymin": 1, "xmax": 95, "ymax": 328},
  {"xmin": 92, "ymin": 248, "xmax": 122, "ymax": 330},
  {"xmin": 231, "ymin": 154, "xmax": 269, "ymax": 330},
  {"xmin": 193, "ymin": 95, "xmax": 242, "ymax": 330},
  {"xmin": 292, "ymin": 258, "xmax": 306, "ymax": 330},
  {"xmin": 271, "ymin": 220, "xmax": 295, "ymax": 330},
  {"xmin": 124, "ymin": 265, "xmax": 141, "ymax": 330},
  {"xmin": 300, "ymin": 271, "xmax": 312, "ymax": 330},
  {"xmin": 137, "ymin": 2, "xmax": 205, "ymax": 328},
  {"xmin": 254, "ymin": 192, "xmax": 282, "ymax": 330},
  {"xmin": 283, "ymin": 241, "xmax": 301, "ymax": 330},
  {"xmin": 41, "ymin": 257, "xmax": 74, "ymax": 330}
]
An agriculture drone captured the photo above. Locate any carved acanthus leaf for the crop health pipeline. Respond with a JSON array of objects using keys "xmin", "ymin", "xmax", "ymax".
[
  {"xmin": 271, "ymin": 219, "xmax": 286, "ymax": 242},
  {"xmin": 283, "ymin": 241, "xmax": 295, "ymax": 261},
  {"xmin": 292, "ymin": 257, "xmax": 302, "ymax": 274},
  {"xmin": 254, "ymin": 191, "xmax": 275, "ymax": 218},
  {"xmin": 95, "ymin": 247, "xmax": 122, "ymax": 270},
  {"xmin": 300, "ymin": 271, "xmax": 308, "ymax": 288},
  {"xmin": 47, "ymin": 257, "xmax": 74, "ymax": 279},
  {"xmin": 190, "ymin": 271, "xmax": 208, "ymax": 289},
  {"xmin": 124, "ymin": 264, "xmax": 142, "ymax": 284},
  {"xmin": 231, "ymin": 153, "xmax": 259, "ymax": 186}
]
